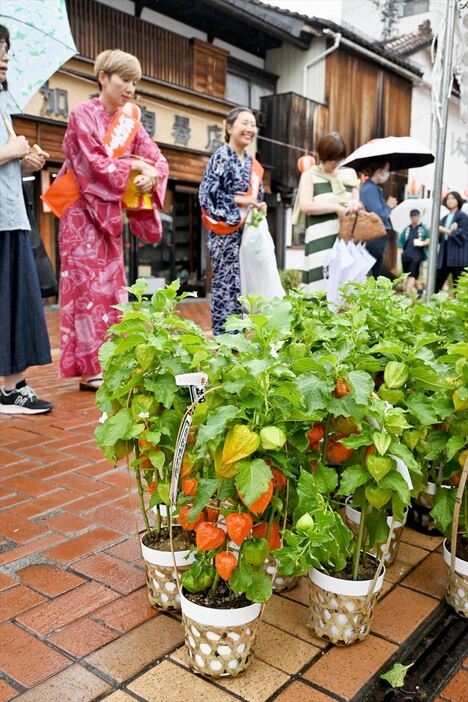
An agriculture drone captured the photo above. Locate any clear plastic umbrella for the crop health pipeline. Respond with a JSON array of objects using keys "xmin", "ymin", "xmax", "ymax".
[
  {"xmin": 390, "ymin": 198, "xmax": 449, "ymax": 233},
  {"xmin": 341, "ymin": 136, "xmax": 434, "ymax": 172},
  {"xmin": 0, "ymin": 0, "xmax": 77, "ymax": 114}
]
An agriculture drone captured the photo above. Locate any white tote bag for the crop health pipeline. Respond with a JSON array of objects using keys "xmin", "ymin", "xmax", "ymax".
[
  {"xmin": 239, "ymin": 216, "xmax": 285, "ymax": 298},
  {"xmin": 324, "ymin": 239, "xmax": 354, "ymax": 306}
]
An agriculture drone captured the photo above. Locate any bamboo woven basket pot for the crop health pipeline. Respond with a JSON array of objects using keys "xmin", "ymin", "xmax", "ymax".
[
  {"xmin": 180, "ymin": 591, "xmax": 261, "ymax": 677},
  {"xmin": 265, "ymin": 554, "xmax": 299, "ymax": 592},
  {"xmin": 141, "ymin": 537, "xmax": 194, "ymax": 610},
  {"xmin": 308, "ymin": 561, "xmax": 385, "ymax": 646}
]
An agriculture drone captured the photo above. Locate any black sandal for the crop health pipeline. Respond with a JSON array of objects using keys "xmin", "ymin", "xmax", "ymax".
[{"xmin": 79, "ymin": 376, "xmax": 103, "ymax": 392}]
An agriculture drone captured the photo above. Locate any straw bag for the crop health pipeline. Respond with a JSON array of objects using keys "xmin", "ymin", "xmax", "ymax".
[{"xmin": 339, "ymin": 210, "xmax": 386, "ymax": 242}]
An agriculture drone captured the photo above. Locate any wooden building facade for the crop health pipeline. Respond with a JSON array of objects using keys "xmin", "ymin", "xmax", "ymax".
[{"xmin": 16, "ymin": 0, "xmax": 242, "ymax": 295}]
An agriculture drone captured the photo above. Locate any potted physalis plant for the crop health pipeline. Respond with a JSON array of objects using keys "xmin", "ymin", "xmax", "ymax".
[
  {"xmin": 275, "ymin": 386, "xmax": 417, "ymax": 645},
  {"xmin": 95, "ymin": 280, "xmax": 211, "ymax": 609},
  {"xmin": 173, "ymin": 296, "xmax": 304, "ymax": 677}
]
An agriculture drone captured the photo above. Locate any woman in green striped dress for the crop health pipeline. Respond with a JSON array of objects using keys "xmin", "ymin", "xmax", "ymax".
[{"xmin": 294, "ymin": 133, "xmax": 360, "ymax": 294}]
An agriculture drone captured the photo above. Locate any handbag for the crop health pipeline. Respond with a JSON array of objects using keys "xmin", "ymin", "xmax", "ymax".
[
  {"xmin": 23, "ymin": 182, "xmax": 58, "ymax": 297},
  {"xmin": 339, "ymin": 210, "xmax": 386, "ymax": 242}
]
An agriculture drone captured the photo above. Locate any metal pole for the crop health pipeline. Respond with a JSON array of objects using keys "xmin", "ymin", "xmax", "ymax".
[{"xmin": 426, "ymin": 0, "xmax": 458, "ymax": 297}]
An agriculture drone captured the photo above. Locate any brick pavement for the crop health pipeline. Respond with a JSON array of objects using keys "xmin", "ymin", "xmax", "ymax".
[{"xmin": 0, "ymin": 303, "xmax": 465, "ymax": 702}]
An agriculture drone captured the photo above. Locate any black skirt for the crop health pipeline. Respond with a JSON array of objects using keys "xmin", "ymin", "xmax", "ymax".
[{"xmin": 0, "ymin": 230, "xmax": 51, "ymax": 376}]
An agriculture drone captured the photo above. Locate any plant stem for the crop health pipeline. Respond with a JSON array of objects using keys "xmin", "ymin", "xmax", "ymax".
[
  {"xmin": 320, "ymin": 415, "xmax": 331, "ymax": 466},
  {"xmin": 210, "ymin": 571, "xmax": 220, "ymax": 605},
  {"xmin": 134, "ymin": 445, "xmax": 152, "ymax": 538},
  {"xmin": 266, "ymin": 499, "xmax": 277, "ymax": 542},
  {"xmin": 353, "ymin": 501, "xmax": 368, "ymax": 581}
]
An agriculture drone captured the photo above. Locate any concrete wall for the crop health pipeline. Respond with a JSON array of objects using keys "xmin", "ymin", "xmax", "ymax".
[{"xmin": 265, "ymin": 37, "xmax": 327, "ymax": 103}]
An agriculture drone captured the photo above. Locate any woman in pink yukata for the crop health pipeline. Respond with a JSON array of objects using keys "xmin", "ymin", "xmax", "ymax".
[{"xmin": 58, "ymin": 50, "xmax": 168, "ymax": 390}]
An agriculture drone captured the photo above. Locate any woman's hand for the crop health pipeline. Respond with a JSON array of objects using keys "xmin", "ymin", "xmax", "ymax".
[
  {"xmin": 133, "ymin": 174, "xmax": 156, "ymax": 193},
  {"xmin": 336, "ymin": 204, "xmax": 349, "ymax": 217},
  {"xmin": 346, "ymin": 199, "xmax": 361, "ymax": 213},
  {"xmin": 439, "ymin": 225, "xmax": 450, "ymax": 235},
  {"xmin": 256, "ymin": 201, "xmax": 267, "ymax": 213},
  {"xmin": 450, "ymin": 222, "xmax": 458, "ymax": 233},
  {"xmin": 7, "ymin": 135, "xmax": 29, "ymax": 159},
  {"xmin": 234, "ymin": 194, "xmax": 260, "ymax": 208},
  {"xmin": 386, "ymin": 195, "xmax": 398, "ymax": 209},
  {"xmin": 131, "ymin": 159, "xmax": 160, "ymax": 185},
  {"xmin": 21, "ymin": 151, "xmax": 46, "ymax": 172}
]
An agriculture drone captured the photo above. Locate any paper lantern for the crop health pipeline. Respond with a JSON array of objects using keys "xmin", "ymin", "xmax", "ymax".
[
  {"xmin": 407, "ymin": 179, "xmax": 420, "ymax": 196},
  {"xmin": 297, "ymin": 154, "xmax": 315, "ymax": 173}
]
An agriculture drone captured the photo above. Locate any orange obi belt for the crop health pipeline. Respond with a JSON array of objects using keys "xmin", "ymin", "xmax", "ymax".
[
  {"xmin": 41, "ymin": 103, "xmax": 150, "ymax": 218},
  {"xmin": 201, "ymin": 158, "xmax": 264, "ymax": 235}
]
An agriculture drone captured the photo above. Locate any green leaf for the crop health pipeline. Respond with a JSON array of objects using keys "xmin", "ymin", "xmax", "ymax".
[
  {"xmin": 366, "ymin": 508, "xmax": 389, "ymax": 548},
  {"xmin": 135, "ymin": 344, "xmax": 156, "ymax": 371},
  {"xmin": 245, "ymin": 569, "xmax": 273, "ymax": 604},
  {"xmin": 144, "ymin": 376, "xmax": 177, "ymax": 408},
  {"xmin": 300, "ymin": 373, "xmax": 331, "ymax": 412},
  {"xmin": 157, "ymin": 481, "xmax": 170, "ymax": 506},
  {"xmin": 236, "ymin": 459, "xmax": 272, "ymax": 506},
  {"xmin": 348, "ymin": 370, "xmax": 374, "ymax": 405},
  {"xmin": 98, "ymin": 340, "xmax": 116, "ymax": 369},
  {"xmin": 230, "ymin": 558, "xmax": 254, "ymax": 593},
  {"xmin": 95, "ymin": 408, "xmax": 133, "ymax": 447},
  {"xmin": 381, "ymin": 663, "xmax": 413, "ymax": 689},
  {"xmin": 430, "ymin": 486, "xmax": 456, "ymax": 537},
  {"xmin": 389, "ymin": 440, "xmax": 421, "ymax": 475},
  {"xmin": 188, "ymin": 479, "xmax": 219, "ymax": 521},
  {"xmin": 446, "ymin": 436, "xmax": 466, "ymax": 461},
  {"xmin": 338, "ymin": 466, "xmax": 370, "ymax": 495},
  {"xmin": 379, "ymin": 470, "xmax": 411, "ymax": 505},
  {"xmin": 339, "ymin": 433, "xmax": 371, "ymax": 449},
  {"xmin": 406, "ymin": 393, "xmax": 439, "ymax": 425},
  {"xmin": 148, "ymin": 450, "xmax": 165, "ymax": 470},
  {"xmin": 314, "ymin": 463, "xmax": 338, "ymax": 494},
  {"xmin": 195, "ymin": 406, "xmax": 240, "ymax": 451},
  {"xmin": 410, "ymin": 367, "xmax": 448, "ymax": 391}
]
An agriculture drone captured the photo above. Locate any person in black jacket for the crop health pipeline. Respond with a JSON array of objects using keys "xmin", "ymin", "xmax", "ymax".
[{"xmin": 436, "ymin": 191, "xmax": 468, "ymax": 292}]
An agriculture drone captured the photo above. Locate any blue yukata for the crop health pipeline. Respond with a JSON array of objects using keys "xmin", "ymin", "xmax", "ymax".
[{"xmin": 199, "ymin": 144, "xmax": 264, "ymax": 335}]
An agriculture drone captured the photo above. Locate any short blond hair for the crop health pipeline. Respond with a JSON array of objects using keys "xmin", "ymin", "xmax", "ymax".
[{"xmin": 94, "ymin": 49, "xmax": 142, "ymax": 87}]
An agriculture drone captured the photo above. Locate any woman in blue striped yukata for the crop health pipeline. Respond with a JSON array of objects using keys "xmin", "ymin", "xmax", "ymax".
[{"xmin": 293, "ymin": 133, "xmax": 360, "ymax": 294}]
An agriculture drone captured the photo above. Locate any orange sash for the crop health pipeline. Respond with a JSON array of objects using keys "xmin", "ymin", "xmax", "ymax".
[
  {"xmin": 201, "ymin": 158, "xmax": 264, "ymax": 235},
  {"xmin": 41, "ymin": 103, "xmax": 141, "ymax": 218}
]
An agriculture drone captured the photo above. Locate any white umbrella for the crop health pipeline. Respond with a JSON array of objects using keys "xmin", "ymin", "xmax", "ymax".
[
  {"xmin": 0, "ymin": 0, "xmax": 77, "ymax": 114},
  {"xmin": 390, "ymin": 198, "xmax": 449, "ymax": 233},
  {"xmin": 341, "ymin": 136, "xmax": 434, "ymax": 172}
]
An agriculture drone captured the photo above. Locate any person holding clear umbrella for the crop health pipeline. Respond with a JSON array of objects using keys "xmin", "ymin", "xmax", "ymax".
[{"xmin": 0, "ymin": 25, "xmax": 53, "ymax": 414}]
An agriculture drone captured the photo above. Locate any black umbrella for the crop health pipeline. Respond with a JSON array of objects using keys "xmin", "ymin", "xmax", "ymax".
[{"xmin": 341, "ymin": 136, "xmax": 435, "ymax": 171}]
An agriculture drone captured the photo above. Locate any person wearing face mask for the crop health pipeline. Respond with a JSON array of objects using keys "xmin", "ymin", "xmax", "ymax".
[
  {"xmin": 199, "ymin": 106, "xmax": 266, "ymax": 335},
  {"xmin": 0, "ymin": 24, "xmax": 53, "ymax": 415},
  {"xmin": 52, "ymin": 50, "xmax": 168, "ymax": 390},
  {"xmin": 435, "ymin": 191, "xmax": 468, "ymax": 292},
  {"xmin": 359, "ymin": 160, "xmax": 398, "ymax": 277},
  {"xmin": 293, "ymin": 132, "xmax": 360, "ymax": 293}
]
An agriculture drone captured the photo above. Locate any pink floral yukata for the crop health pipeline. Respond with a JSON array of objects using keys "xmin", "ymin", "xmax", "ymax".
[{"xmin": 58, "ymin": 98, "xmax": 168, "ymax": 377}]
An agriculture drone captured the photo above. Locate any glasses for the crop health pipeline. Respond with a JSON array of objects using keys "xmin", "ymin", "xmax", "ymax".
[{"xmin": 0, "ymin": 41, "xmax": 14, "ymax": 58}]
